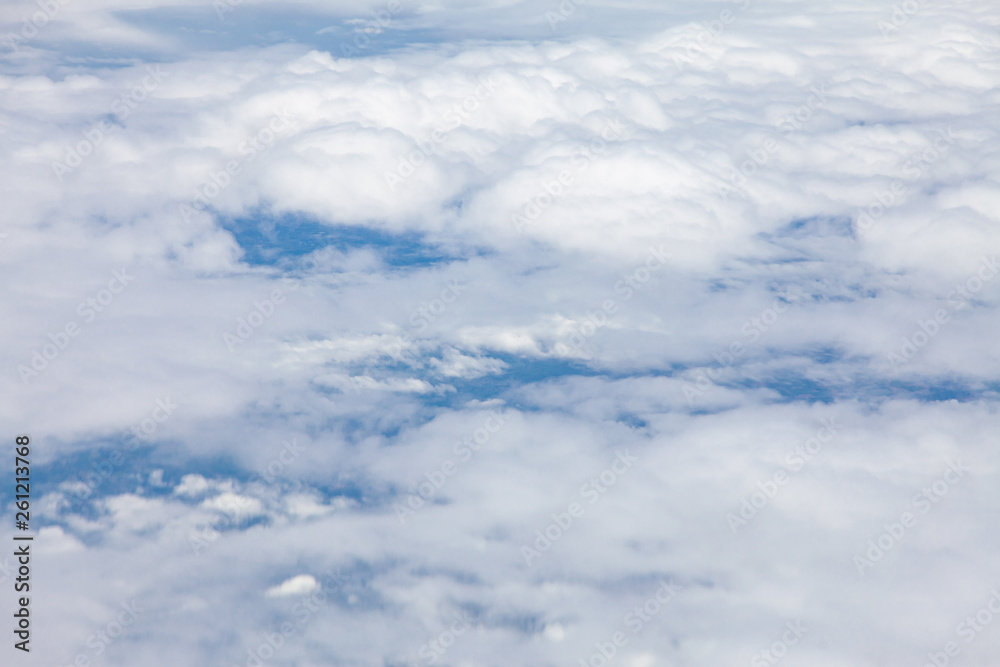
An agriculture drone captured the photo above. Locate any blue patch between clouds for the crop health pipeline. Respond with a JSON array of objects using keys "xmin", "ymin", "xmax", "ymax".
[
  {"xmin": 731, "ymin": 374, "xmax": 994, "ymax": 405},
  {"xmin": 8, "ymin": 442, "xmax": 368, "ymax": 529},
  {"xmin": 748, "ymin": 374, "xmax": 837, "ymax": 403},
  {"xmin": 219, "ymin": 212, "xmax": 458, "ymax": 268},
  {"xmin": 109, "ymin": 7, "xmax": 440, "ymax": 58},
  {"xmin": 770, "ymin": 216, "xmax": 855, "ymax": 239},
  {"xmin": 401, "ymin": 355, "xmax": 602, "ymax": 409}
]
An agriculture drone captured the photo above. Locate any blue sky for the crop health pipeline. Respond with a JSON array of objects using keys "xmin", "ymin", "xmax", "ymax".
[{"xmin": 2, "ymin": 1, "xmax": 1000, "ymax": 665}]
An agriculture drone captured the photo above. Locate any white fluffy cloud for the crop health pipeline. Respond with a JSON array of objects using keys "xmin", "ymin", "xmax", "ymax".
[{"xmin": 266, "ymin": 574, "xmax": 320, "ymax": 597}]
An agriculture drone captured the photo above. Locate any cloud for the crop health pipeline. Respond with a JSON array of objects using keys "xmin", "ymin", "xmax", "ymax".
[
  {"xmin": 173, "ymin": 474, "xmax": 214, "ymax": 497},
  {"xmin": 265, "ymin": 574, "xmax": 321, "ymax": 597}
]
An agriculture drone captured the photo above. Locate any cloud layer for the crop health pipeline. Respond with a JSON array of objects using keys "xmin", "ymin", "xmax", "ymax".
[{"xmin": 2, "ymin": 1, "xmax": 1000, "ymax": 665}]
